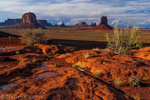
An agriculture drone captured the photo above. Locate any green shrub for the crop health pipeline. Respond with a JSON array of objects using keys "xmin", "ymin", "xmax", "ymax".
[
  {"xmin": 72, "ymin": 64, "xmax": 80, "ymax": 68},
  {"xmin": 32, "ymin": 59, "xmax": 36, "ymax": 63},
  {"xmin": 54, "ymin": 63, "xmax": 60, "ymax": 67},
  {"xmin": 72, "ymin": 63, "xmax": 88, "ymax": 71},
  {"xmin": 22, "ymin": 28, "xmax": 45, "ymax": 45},
  {"xmin": 65, "ymin": 55, "xmax": 70, "ymax": 58},
  {"xmin": 114, "ymin": 78, "xmax": 126, "ymax": 86},
  {"xmin": 19, "ymin": 61, "xmax": 24, "ymax": 65},
  {"xmin": 92, "ymin": 48, "xmax": 100, "ymax": 51},
  {"xmin": 132, "ymin": 95, "xmax": 140, "ymax": 100},
  {"xmin": 106, "ymin": 26, "xmax": 142, "ymax": 54},
  {"xmin": 55, "ymin": 53, "xmax": 60, "ymax": 57},
  {"xmin": 15, "ymin": 51, "xmax": 20, "ymax": 55},
  {"xmin": 92, "ymin": 71, "xmax": 102, "ymax": 77},
  {"xmin": 129, "ymin": 77, "xmax": 141, "ymax": 87},
  {"xmin": 85, "ymin": 52, "xmax": 90, "ymax": 59}
]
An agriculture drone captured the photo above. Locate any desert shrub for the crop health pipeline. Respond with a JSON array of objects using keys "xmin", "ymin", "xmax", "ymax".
[
  {"xmin": 72, "ymin": 64, "xmax": 80, "ymax": 68},
  {"xmin": 106, "ymin": 26, "xmax": 142, "ymax": 54},
  {"xmin": 132, "ymin": 95, "xmax": 140, "ymax": 100},
  {"xmin": 92, "ymin": 71, "xmax": 102, "ymax": 77},
  {"xmin": 54, "ymin": 63, "xmax": 60, "ymax": 67},
  {"xmin": 15, "ymin": 51, "xmax": 20, "ymax": 55},
  {"xmin": 114, "ymin": 78, "xmax": 126, "ymax": 86},
  {"xmin": 32, "ymin": 59, "xmax": 36, "ymax": 63},
  {"xmin": 85, "ymin": 52, "xmax": 90, "ymax": 59},
  {"xmin": 92, "ymin": 48, "xmax": 100, "ymax": 51},
  {"xmin": 65, "ymin": 55, "xmax": 70, "ymax": 58},
  {"xmin": 72, "ymin": 63, "xmax": 88, "ymax": 71},
  {"xmin": 22, "ymin": 28, "xmax": 45, "ymax": 45},
  {"xmin": 129, "ymin": 77, "xmax": 141, "ymax": 87},
  {"xmin": 18, "ymin": 61, "xmax": 24, "ymax": 65},
  {"xmin": 55, "ymin": 53, "xmax": 60, "ymax": 57}
]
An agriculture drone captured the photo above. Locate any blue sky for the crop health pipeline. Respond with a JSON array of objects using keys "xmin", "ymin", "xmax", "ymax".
[{"xmin": 0, "ymin": 0, "xmax": 150, "ymax": 27}]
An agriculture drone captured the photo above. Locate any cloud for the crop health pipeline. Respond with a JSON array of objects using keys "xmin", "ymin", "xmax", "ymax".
[{"xmin": 0, "ymin": 0, "xmax": 150, "ymax": 27}]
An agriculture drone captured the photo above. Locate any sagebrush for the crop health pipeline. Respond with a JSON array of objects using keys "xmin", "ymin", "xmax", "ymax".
[
  {"xmin": 22, "ymin": 28, "xmax": 45, "ymax": 45},
  {"xmin": 106, "ymin": 26, "xmax": 142, "ymax": 54}
]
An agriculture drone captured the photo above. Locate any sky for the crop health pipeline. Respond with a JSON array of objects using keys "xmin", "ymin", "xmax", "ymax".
[{"xmin": 0, "ymin": 0, "xmax": 150, "ymax": 27}]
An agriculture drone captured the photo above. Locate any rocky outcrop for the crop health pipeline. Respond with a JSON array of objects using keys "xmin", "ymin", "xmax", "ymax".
[
  {"xmin": 15, "ymin": 12, "xmax": 44, "ymax": 29},
  {"xmin": 75, "ymin": 22, "xmax": 89, "ymax": 27},
  {"xmin": 92, "ymin": 16, "xmax": 113, "ymax": 30}
]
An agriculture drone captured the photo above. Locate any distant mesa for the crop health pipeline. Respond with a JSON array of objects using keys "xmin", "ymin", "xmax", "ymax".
[
  {"xmin": 54, "ymin": 24, "xmax": 58, "ymax": 27},
  {"xmin": 37, "ymin": 20, "xmax": 52, "ymax": 27},
  {"xmin": 58, "ymin": 22, "xmax": 66, "ymax": 27},
  {"xmin": 90, "ymin": 22, "xmax": 96, "ymax": 27},
  {"xmin": 0, "ymin": 19, "xmax": 22, "ymax": 26},
  {"xmin": 75, "ymin": 22, "xmax": 89, "ymax": 27},
  {"xmin": 0, "ymin": 12, "xmax": 52, "ymax": 28},
  {"xmin": 92, "ymin": 16, "xmax": 113, "ymax": 30}
]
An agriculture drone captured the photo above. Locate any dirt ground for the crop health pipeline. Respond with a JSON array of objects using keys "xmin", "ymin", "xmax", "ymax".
[{"xmin": 0, "ymin": 38, "xmax": 149, "ymax": 100}]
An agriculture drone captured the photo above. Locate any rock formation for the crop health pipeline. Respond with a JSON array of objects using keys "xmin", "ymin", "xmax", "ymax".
[
  {"xmin": 90, "ymin": 22, "xmax": 96, "ymax": 27},
  {"xmin": 75, "ymin": 22, "xmax": 89, "ymax": 27},
  {"xmin": 59, "ymin": 22, "xmax": 66, "ymax": 27},
  {"xmin": 92, "ymin": 16, "xmax": 113, "ymax": 30},
  {"xmin": 0, "ymin": 19, "xmax": 22, "ymax": 26},
  {"xmin": 37, "ymin": 20, "xmax": 52, "ymax": 27},
  {"xmin": 0, "ymin": 19, "xmax": 51, "ymax": 27},
  {"xmin": 15, "ymin": 12, "xmax": 43, "ymax": 29}
]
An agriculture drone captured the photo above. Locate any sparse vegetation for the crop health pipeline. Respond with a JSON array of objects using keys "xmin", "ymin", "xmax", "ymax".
[
  {"xmin": 92, "ymin": 71, "xmax": 102, "ymax": 77},
  {"xmin": 18, "ymin": 61, "xmax": 24, "ymax": 65},
  {"xmin": 54, "ymin": 63, "xmax": 60, "ymax": 67},
  {"xmin": 15, "ymin": 51, "xmax": 20, "ymax": 55},
  {"xmin": 132, "ymin": 95, "xmax": 140, "ymax": 100},
  {"xmin": 85, "ymin": 52, "xmax": 90, "ymax": 59},
  {"xmin": 72, "ymin": 63, "xmax": 88, "ymax": 71},
  {"xmin": 106, "ymin": 26, "xmax": 142, "ymax": 54},
  {"xmin": 22, "ymin": 28, "xmax": 45, "ymax": 45},
  {"xmin": 129, "ymin": 77, "xmax": 141, "ymax": 87},
  {"xmin": 45, "ymin": 53, "xmax": 53, "ymax": 59},
  {"xmin": 114, "ymin": 78, "xmax": 126, "ymax": 86},
  {"xmin": 72, "ymin": 64, "xmax": 80, "ymax": 69},
  {"xmin": 32, "ymin": 59, "xmax": 36, "ymax": 63},
  {"xmin": 92, "ymin": 48, "xmax": 100, "ymax": 51},
  {"xmin": 55, "ymin": 53, "xmax": 60, "ymax": 57},
  {"xmin": 65, "ymin": 54, "xmax": 70, "ymax": 58},
  {"xmin": 47, "ymin": 55, "xmax": 53, "ymax": 59}
]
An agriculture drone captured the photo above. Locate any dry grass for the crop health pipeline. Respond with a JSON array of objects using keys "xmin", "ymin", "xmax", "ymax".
[{"xmin": 0, "ymin": 27, "xmax": 150, "ymax": 43}]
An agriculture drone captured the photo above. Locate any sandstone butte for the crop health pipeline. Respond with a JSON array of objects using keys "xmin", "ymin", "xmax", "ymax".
[
  {"xmin": 92, "ymin": 16, "xmax": 113, "ymax": 30},
  {"xmin": 15, "ymin": 12, "xmax": 44, "ymax": 29}
]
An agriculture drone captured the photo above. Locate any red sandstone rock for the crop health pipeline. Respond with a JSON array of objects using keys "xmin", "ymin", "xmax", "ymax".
[{"xmin": 15, "ymin": 12, "xmax": 43, "ymax": 29}]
